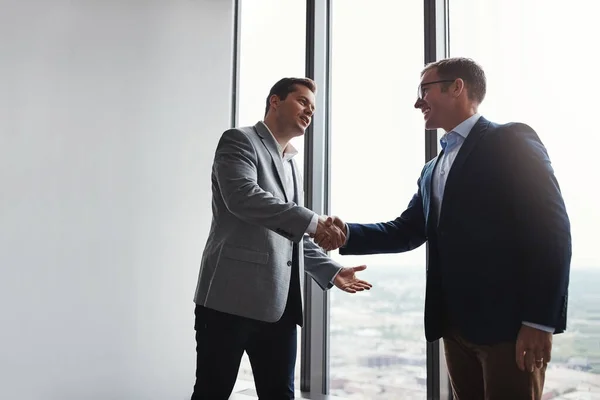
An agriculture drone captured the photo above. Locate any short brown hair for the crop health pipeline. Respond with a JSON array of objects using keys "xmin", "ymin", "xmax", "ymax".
[
  {"xmin": 264, "ymin": 78, "xmax": 317, "ymax": 116},
  {"xmin": 422, "ymin": 57, "xmax": 486, "ymax": 104}
]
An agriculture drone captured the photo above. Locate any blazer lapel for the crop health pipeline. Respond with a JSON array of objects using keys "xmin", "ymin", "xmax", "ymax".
[
  {"xmin": 439, "ymin": 117, "xmax": 490, "ymax": 217},
  {"xmin": 291, "ymin": 159, "xmax": 302, "ymax": 206},
  {"xmin": 254, "ymin": 122, "xmax": 289, "ymax": 202},
  {"xmin": 422, "ymin": 154, "xmax": 442, "ymax": 230}
]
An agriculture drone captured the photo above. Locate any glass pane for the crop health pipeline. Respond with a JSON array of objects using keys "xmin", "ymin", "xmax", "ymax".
[
  {"xmin": 329, "ymin": 1, "xmax": 427, "ymax": 399},
  {"xmin": 449, "ymin": 0, "xmax": 600, "ymax": 397},
  {"xmin": 236, "ymin": 0, "xmax": 306, "ymax": 390},
  {"xmin": 237, "ymin": 1, "xmax": 306, "ymax": 172}
]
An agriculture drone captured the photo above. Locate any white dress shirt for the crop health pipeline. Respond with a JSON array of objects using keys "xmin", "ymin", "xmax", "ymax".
[{"xmin": 261, "ymin": 122, "xmax": 319, "ymax": 235}]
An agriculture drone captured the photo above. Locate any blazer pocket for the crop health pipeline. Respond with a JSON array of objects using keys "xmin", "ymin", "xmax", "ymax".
[{"xmin": 221, "ymin": 245, "xmax": 269, "ymax": 265}]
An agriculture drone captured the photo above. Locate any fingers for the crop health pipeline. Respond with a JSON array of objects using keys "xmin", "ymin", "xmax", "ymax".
[
  {"xmin": 524, "ymin": 349, "xmax": 535, "ymax": 372},
  {"xmin": 356, "ymin": 279, "xmax": 372, "ymax": 289},
  {"xmin": 515, "ymin": 339, "xmax": 526, "ymax": 371},
  {"xmin": 347, "ymin": 265, "xmax": 372, "ymax": 290},
  {"xmin": 352, "ymin": 280, "xmax": 372, "ymax": 290},
  {"xmin": 516, "ymin": 342, "xmax": 538, "ymax": 372},
  {"xmin": 516, "ymin": 325, "xmax": 554, "ymax": 372},
  {"xmin": 313, "ymin": 232, "xmax": 327, "ymax": 244},
  {"xmin": 313, "ymin": 232, "xmax": 331, "ymax": 249},
  {"xmin": 534, "ymin": 350, "xmax": 544, "ymax": 370},
  {"xmin": 313, "ymin": 233, "xmax": 331, "ymax": 250},
  {"xmin": 331, "ymin": 216, "xmax": 346, "ymax": 234},
  {"xmin": 341, "ymin": 277, "xmax": 372, "ymax": 293},
  {"xmin": 339, "ymin": 281, "xmax": 370, "ymax": 293},
  {"xmin": 314, "ymin": 216, "xmax": 332, "ymax": 239},
  {"xmin": 334, "ymin": 265, "xmax": 373, "ymax": 293},
  {"xmin": 517, "ymin": 348, "xmax": 545, "ymax": 372},
  {"xmin": 534, "ymin": 345, "xmax": 552, "ymax": 369},
  {"xmin": 542, "ymin": 336, "xmax": 552, "ymax": 365},
  {"xmin": 328, "ymin": 224, "xmax": 346, "ymax": 248},
  {"xmin": 538, "ymin": 344, "xmax": 552, "ymax": 368},
  {"xmin": 544, "ymin": 346, "xmax": 552, "ymax": 365},
  {"xmin": 314, "ymin": 220, "xmax": 346, "ymax": 251},
  {"xmin": 341, "ymin": 286, "xmax": 357, "ymax": 293},
  {"xmin": 519, "ymin": 346, "xmax": 549, "ymax": 372},
  {"xmin": 316, "ymin": 233, "xmax": 341, "ymax": 251}
]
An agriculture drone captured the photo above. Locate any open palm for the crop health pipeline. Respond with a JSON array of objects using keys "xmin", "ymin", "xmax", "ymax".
[{"xmin": 334, "ymin": 265, "xmax": 372, "ymax": 293}]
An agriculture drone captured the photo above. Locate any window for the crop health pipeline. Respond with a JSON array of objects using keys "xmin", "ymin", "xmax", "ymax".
[
  {"xmin": 237, "ymin": 0, "xmax": 307, "ymax": 170},
  {"xmin": 236, "ymin": 0, "xmax": 307, "ymax": 390},
  {"xmin": 328, "ymin": 1, "xmax": 427, "ymax": 398},
  {"xmin": 449, "ymin": 0, "xmax": 600, "ymax": 397}
]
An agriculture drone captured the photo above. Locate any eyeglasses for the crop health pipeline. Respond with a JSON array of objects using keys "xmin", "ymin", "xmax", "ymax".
[{"xmin": 417, "ymin": 79, "xmax": 455, "ymax": 99}]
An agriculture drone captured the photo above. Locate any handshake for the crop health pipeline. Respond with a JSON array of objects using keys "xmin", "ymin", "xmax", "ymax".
[{"xmin": 310, "ymin": 215, "xmax": 346, "ymax": 251}]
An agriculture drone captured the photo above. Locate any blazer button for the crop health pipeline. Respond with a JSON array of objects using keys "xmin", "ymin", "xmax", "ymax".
[{"xmin": 287, "ymin": 261, "xmax": 292, "ymax": 267}]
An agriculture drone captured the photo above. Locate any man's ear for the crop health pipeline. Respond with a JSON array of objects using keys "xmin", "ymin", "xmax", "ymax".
[
  {"xmin": 452, "ymin": 78, "xmax": 466, "ymax": 98},
  {"xmin": 269, "ymin": 94, "xmax": 281, "ymax": 110}
]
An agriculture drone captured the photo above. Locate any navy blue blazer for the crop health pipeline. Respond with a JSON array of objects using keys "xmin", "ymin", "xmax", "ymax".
[{"xmin": 340, "ymin": 117, "xmax": 571, "ymax": 345}]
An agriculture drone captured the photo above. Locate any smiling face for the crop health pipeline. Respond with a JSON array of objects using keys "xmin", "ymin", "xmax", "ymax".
[
  {"xmin": 414, "ymin": 68, "xmax": 456, "ymax": 132},
  {"xmin": 270, "ymin": 84, "xmax": 316, "ymax": 138}
]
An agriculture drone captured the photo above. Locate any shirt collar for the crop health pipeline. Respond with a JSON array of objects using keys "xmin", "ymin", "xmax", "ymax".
[
  {"xmin": 259, "ymin": 121, "xmax": 298, "ymax": 160},
  {"xmin": 449, "ymin": 113, "xmax": 481, "ymax": 139}
]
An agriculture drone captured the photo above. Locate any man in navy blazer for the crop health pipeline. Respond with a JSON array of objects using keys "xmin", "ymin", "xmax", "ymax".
[{"xmin": 317, "ymin": 58, "xmax": 571, "ymax": 400}]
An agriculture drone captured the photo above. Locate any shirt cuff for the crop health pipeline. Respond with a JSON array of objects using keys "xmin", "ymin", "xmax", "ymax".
[
  {"xmin": 305, "ymin": 213, "xmax": 319, "ymax": 235},
  {"xmin": 522, "ymin": 321, "xmax": 555, "ymax": 333},
  {"xmin": 344, "ymin": 223, "xmax": 350, "ymax": 245}
]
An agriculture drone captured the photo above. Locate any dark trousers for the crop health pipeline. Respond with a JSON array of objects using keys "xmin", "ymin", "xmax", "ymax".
[
  {"xmin": 192, "ymin": 245, "xmax": 302, "ymax": 400},
  {"xmin": 443, "ymin": 329, "xmax": 546, "ymax": 400},
  {"xmin": 191, "ymin": 305, "xmax": 298, "ymax": 400}
]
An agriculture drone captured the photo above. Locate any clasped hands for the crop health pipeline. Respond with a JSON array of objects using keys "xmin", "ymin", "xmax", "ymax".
[
  {"xmin": 310, "ymin": 216, "xmax": 372, "ymax": 293},
  {"xmin": 310, "ymin": 215, "xmax": 346, "ymax": 251}
]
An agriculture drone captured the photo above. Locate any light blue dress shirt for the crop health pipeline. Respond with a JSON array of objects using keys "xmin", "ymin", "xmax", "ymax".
[
  {"xmin": 431, "ymin": 114, "xmax": 481, "ymax": 219},
  {"xmin": 432, "ymin": 113, "xmax": 554, "ymax": 334}
]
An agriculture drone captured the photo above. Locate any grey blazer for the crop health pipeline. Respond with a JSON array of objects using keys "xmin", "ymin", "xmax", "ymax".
[{"xmin": 194, "ymin": 122, "xmax": 342, "ymax": 323}]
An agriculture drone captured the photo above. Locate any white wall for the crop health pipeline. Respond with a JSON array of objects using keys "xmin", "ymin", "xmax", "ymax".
[{"xmin": 0, "ymin": 1, "xmax": 234, "ymax": 398}]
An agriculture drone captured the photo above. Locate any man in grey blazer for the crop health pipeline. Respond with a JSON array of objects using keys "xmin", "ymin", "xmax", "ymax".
[{"xmin": 191, "ymin": 77, "xmax": 372, "ymax": 400}]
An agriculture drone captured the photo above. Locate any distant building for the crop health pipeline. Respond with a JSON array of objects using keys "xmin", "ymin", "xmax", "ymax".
[
  {"xmin": 567, "ymin": 357, "xmax": 592, "ymax": 371},
  {"xmin": 359, "ymin": 354, "xmax": 424, "ymax": 368}
]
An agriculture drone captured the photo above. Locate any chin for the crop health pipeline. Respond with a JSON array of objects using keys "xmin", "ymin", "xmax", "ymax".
[
  {"xmin": 424, "ymin": 120, "xmax": 439, "ymax": 131},
  {"xmin": 295, "ymin": 125, "xmax": 306, "ymax": 136}
]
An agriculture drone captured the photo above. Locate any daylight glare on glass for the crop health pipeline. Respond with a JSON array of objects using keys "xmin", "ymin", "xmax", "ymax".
[{"xmin": 238, "ymin": 1, "xmax": 600, "ymax": 399}]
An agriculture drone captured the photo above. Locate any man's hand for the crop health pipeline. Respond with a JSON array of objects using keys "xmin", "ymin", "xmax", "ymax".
[
  {"xmin": 313, "ymin": 216, "xmax": 346, "ymax": 251},
  {"xmin": 334, "ymin": 265, "xmax": 372, "ymax": 293},
  {"xmin": 515, "ymin": 324, "xmax": 553, "ymax": 372},
  {"xmin": 313, "ymin": 215, "xmax": 347, "ymax": 251}
]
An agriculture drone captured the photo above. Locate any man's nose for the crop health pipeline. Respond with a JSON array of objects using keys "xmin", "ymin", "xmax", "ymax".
[
  {"xmin": 304, "ymin": 108, "xmax": 314, "ymax": 117},
  {"xmin": 414, "ymin": 98, "xmax": 424, "ymax": 109}
]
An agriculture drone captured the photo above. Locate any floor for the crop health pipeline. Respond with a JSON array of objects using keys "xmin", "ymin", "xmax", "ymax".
[{"xmin": 229, "ymin": 380, "xmax": 346, "ymax": 399}]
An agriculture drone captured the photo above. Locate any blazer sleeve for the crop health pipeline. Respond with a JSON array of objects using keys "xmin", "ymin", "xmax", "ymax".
[
  {"xmin": 213, "ymin": 128, "xmax": 315, "ymax": 243},
  {"xmin": 340, "ymin": 174, "xmax": 428, "ymax": 255},
  {"xmin": 302, "ymin": 237, "xmax": 343, "ymax": 290},
  {"xmin": 506, "ymin": 124, "xmax": 571, "ymax": 327}
]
